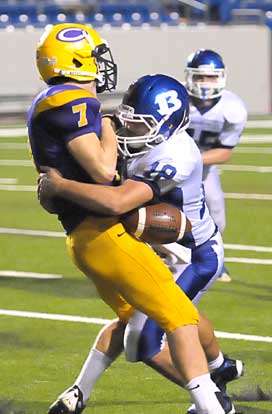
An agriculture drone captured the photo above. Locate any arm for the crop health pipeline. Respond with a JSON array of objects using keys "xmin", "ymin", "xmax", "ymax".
[
  {"xmin": 201, "ymin": 94, "xmax": 247, "ymax": 167},
  {"xmin": 67, "ymin": 117, "xmax": 117, "ymax": 183},
  {"xmin": 39, "ymin": 167, "xmax": 153, "ymax": 216},
  {"xmin": 201, "ymin": 147, "xmax": 233, "ymax": 165}
]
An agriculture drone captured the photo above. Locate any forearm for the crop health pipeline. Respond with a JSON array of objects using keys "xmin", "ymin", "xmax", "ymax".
[
  {"xmin": 57, "ymin": 179, "xmax": 120, "ymax": 215},
  {"xmin": 202, "ymin": 148, "xmax": 232, "ymax": 165},
  {"xmin": 56, "ymin": 178, "xmax": 153, "ymax": 216},
  {"xmin": 99, "ymin": 118, "xmax": 118, "ymax": 177}
]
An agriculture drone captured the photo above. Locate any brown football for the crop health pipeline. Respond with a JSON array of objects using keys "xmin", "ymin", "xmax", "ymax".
[{"xmin": 121, "ymin": 202, "xmax": 192, "ymax": 244}]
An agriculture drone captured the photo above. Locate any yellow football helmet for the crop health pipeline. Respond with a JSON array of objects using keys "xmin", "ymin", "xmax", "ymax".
[{"xmin": 36, "ymin": 23, "xmax": 117, "ymax": 92}]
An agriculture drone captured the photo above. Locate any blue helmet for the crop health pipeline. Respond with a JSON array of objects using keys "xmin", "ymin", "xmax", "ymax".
[
  {"xmin": 185, "ymin": 49, "xmax": 226, "ymax": 100},
  {"xmin": 116, "ymin": 74, "xmax": 190, "ymax": 157}
]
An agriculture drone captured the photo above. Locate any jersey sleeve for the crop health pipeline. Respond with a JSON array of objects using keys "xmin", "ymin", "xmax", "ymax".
[
  {"xmin": 220, "ymin": 93, "xmax": 248, "ymax": 148},
  {"xmin": 52, "ymin": 97, "xmax": 101, "ymax": 144},
  {"xmin": 131, "ymin": 145, "xmax": 196, "ymax": 198},
  {"xmin": 38, "ymin": 91, "xmax": 102, "ymax": 145}
]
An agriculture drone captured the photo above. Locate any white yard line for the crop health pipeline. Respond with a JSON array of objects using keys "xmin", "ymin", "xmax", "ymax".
[
  {"xmin": 246, "ymin": 120, "xmax": 272, "ymax": 128},
  {"xmin": 0, "ymin": 119, "xmax": 271, "ymax": 134},
  {"xmin": 0, "ymin": 143, "xmax": 28, "ymax": 149},
  {"xmin": 0, "ymin": 159, "xmax": 32, "ymax": 166},
  {"xmin": 2, "ymin": 160, "xmax": 272, "ymax": 173},
  {"xmin": 240, "ymin": 135, "xmax": 272, "ymax": 143},
  {"xmin": 0, "ymin": 128, "xmax": 27, "ymax": 137},
  {"xmin": 219, "ymin": 165, "xmax": 272, "ymax": 173},
  {"xmin": 224, "ymin": 243, "xmax": 272, "ymax": 253},
  {"xmin": 0, "ymin": 309, "xmax": 111, "ymax": 325},
  {"xmin": 0, "ymin": 227, "xmax": 65, "ymax": 237},
  {"xmin": 0, "ymin": 227, "xmax": 271, "ymax": 254},
  {"xmin": 235, "ymin": 147, "xmax": 272, "ymax": 154},
  {"xmin": 0, "ymin": 184, "xmax": 36, "ymax": 191},
  {"xmin": 0, "ymin": 178, "xmax": 17, "ymax": 184},
  {"xmin": 0, "ymin": 184, "xmax": 271, "ymax": 200},
  {"xmin": 0, "ymin": 124, "xmax": 272, "ymax": 142},
  {"xmin": 0, "ymin": 179, "xmax": 272, "ymax": 201},
  {"xmin": 225, "ymin": 257, "xmax": 272, "ymax": 265},
  {"xmin": 214, "ymin": 330, "xmax": 272, "ymax": 343},
  {"xmin": 0, "ymin": 144, "xmax": 272, "ymax": 153},
  {"xmin": 224, "ymin": 193, "xmax": 272, "ymax": 200},
  {"xmin": 0, "ymin": 308, "xmax": 270, "ymax": 343},
  {"xmin": 0, "ymin": 270, "xmax": 63, "ymax": 279}
]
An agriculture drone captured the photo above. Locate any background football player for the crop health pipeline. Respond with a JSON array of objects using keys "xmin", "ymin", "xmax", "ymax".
[
  {"xmin": 185, "ymin": 49, "xmax": 248, "ymax": 282},
  {"xmin": 39, "ymin": 74, "xmax": 240, "ymax": 414}
]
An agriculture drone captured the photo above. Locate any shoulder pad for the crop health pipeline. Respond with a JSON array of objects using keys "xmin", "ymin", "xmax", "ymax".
[{"xmin": 222, "ymin": 90, "xmax": 248, "ymax": 124}]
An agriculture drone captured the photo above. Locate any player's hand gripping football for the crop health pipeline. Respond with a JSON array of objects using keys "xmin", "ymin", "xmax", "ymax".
[{"xmin": 38, "ymin": 166, "xmax": 62, "ymax": 214}]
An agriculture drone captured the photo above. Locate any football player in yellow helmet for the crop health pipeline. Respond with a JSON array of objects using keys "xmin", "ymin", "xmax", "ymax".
[
  {"xmin": 29, "ymin": 23, "xmax": 118, "ymax": 187},
  {"xmin": 29, "ymin": 26, "xmax": 220, "ymax": 414},
  {"xmin": 36, "ymin": 23, "xmax": 117, "ymax": 92}
]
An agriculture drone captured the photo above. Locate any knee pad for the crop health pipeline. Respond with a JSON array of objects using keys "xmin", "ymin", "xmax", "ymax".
[
  {"xmin": 124, "ymin": 311, "xmax": 165, "ymax": 362},
  {"xmin": 124, "ymin": 311, "xmax": 148, "ymax": 362}
]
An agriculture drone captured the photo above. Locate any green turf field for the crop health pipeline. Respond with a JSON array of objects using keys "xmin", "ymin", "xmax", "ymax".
[{"xmin": 0, "ymin": 128, "xmax": 271, "ymax": 414}]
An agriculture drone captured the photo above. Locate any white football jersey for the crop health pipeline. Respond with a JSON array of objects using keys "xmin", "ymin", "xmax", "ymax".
[
  {"xmin": 126, "ymin": 131, "xmax": 216, "ymax": 248},
  {"xmin": 187, "ymin": 90, "xmax": 247, "ymax": 178}
]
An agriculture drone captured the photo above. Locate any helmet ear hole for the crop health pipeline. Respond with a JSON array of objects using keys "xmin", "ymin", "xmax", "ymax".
[{"xmin": 73, "ymin": 58, "xmax": 82, "ymax": 68}]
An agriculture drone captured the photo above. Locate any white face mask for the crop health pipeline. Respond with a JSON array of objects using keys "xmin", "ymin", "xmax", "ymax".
[
  {"xmin": 185, "ymin": 67, "xmax": 226, "ymax": 100},
  {"xmin": 116, "ymin": 104, "xmax": 165, "ymax": 158}
]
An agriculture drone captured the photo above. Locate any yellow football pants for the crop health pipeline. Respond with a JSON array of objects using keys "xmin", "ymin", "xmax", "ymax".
[{"xmin": 66, "ymin": 216, "xmax": 199, "ymax": 332}]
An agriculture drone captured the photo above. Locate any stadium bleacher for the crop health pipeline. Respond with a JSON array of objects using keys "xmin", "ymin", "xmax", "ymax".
[
  {"xmin": 219, "ymin": 0, "xmax": 272, "ymax": 23},
  {"xmin": 0, "ymin": 0, "xmax": 271, "ymax": 29}
]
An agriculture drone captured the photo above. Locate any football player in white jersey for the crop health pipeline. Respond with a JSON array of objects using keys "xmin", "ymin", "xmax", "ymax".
[
  {"xmin": 39, "ymin": 75, "xmax": 242, "ymax": 414},
  {"xmin": 185, "ymin": 49, "xmax": 248, "ymax": 282}
]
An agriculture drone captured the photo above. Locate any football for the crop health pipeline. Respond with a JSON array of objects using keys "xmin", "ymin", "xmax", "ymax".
[{"xmin": 121, "ymin": 202, "xmax": 192, "ymax": 244}]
